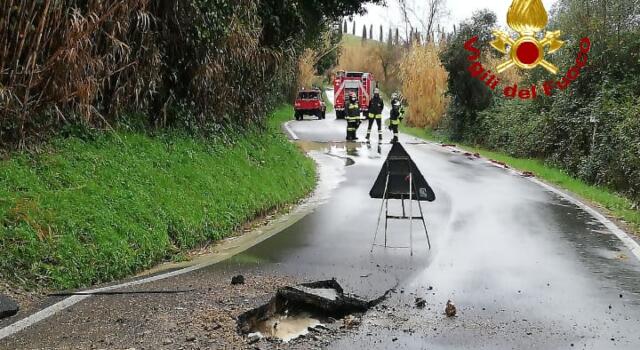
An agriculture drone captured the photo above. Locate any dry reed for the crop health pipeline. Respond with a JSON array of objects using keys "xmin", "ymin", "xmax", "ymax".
[{"xmin": 399, "ymin": 42, "xmax": 449, "ymax": 128}]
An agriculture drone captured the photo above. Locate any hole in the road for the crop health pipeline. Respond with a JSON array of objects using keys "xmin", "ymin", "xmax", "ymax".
[{"xmin": 237, "ymin": 279, "xmax": 387, "ymax": 343}]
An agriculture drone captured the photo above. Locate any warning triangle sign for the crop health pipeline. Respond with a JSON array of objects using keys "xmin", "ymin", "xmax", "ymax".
[{"xmin": 369, "ymin": 143, "xmax": 436, "ymax": 202}]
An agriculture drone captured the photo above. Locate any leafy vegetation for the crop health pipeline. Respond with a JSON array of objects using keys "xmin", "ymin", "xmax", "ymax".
[
  {"xmin": 438, "ymin": 1, "xmax": 640, "ymax": 205},
  {"xmin": 0, "ymin": 106, "xmax": 315, "ymax": 289},
  {"xmin": 0, "ymin": 0, "xmax": 380, "ymax": 148}
]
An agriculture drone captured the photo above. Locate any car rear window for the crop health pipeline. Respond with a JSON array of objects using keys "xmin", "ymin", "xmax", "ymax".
[{"xmin": 298, "ymin": 92, "xmax": 320, "ymax": 99}]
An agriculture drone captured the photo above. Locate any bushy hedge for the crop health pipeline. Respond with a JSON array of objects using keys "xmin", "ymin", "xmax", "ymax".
[{"xmin": 439, "ymin": 1, "xmax": 640, "ymax": 204}]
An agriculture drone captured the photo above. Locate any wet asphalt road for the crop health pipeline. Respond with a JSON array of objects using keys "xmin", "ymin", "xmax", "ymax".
[
  {"xmin": 287, "ymin": 112, "xmax": 640, "ymax": 349},
  {"xmin": 2, "ymin": 109, "xmax": 640, "ymax": 349}
]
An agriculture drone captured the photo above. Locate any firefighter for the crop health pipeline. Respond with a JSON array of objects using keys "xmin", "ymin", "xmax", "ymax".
[
  {"xmin": 389, "ymin": 93, "xmax": 404, "ymax": 143},
  {"xmin": 366, "ymin": 88, "xmax": 384, "ymax": 142},
  {"xmin": 345, "ymin": 92, "xmax": 361, "ymax": 141}
]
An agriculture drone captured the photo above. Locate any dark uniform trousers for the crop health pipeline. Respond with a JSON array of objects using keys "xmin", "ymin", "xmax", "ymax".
[
  {"xmin": 346, "ymin": 102, "xmax": 360, "ymax": 140},
  {"xmin": 367, "ymin": 114, "xmax": 383, "ymax": 139},
  {"xmin": 390, "ymin": 99, "xmax": 403, "ymax": 143}
]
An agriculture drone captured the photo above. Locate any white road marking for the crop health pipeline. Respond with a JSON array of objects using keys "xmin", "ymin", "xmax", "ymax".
[
  {"xmin": 283, "ymin": 121, "xmax": 299, "ymax": 140},
  {"xmin": 0, "ymin": 263, "xmax": 207, "ymax": 340},
  {"xmin": 529, "ymin": 178, "xmax": 640, "ymax": 262}
]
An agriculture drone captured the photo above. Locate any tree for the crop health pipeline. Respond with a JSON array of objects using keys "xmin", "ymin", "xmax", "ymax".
[
  {"xmin": 375, "ymin": 43, "xmax": 403, "ymax": 92},
  {"xmin": 397, "ymin": 0, "xmax": 448, "ymax": 45},
  {"xmin": 369, "ymin": 24, "xmax": 373, "ymax": 39},
  {"xmin": 417, "ymin": 0, "xmax": 447, "ymax": 38},
  {"xmin": 352, "ymin": 21, "xmax": 356, "ymax": 35},
  {"xmin": 343, "ymin": 20, "xmax": 348, "ymax": 33},
  {"xmin": 395, "ymin": 28, "xmax": 399, "ymax": 45},
  {"xmin": 388, "ymin": 28, "xmax": 393, "ymax": 46},
  {"xmin": 439, "ymin": 10, "xmax": 497, "ymax": 140},
  {"xmin": 379, "ymin": 25, "xmax": 383, "ymax": 41},
  {"xmin": 362, "ymin": 24, "xmax": 367, "ymax": 40},
  {"xmin": 315, "ymin": 25, "xmax": 344, "ymax": 75}
]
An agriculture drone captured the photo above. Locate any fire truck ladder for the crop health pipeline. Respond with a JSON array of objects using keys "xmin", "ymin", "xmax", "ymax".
[{"xmin": 369, "ymin": 157, "xmax": 431, "ymax": 256}]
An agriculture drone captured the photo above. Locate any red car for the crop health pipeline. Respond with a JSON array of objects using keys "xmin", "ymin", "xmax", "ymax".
[{"xmin": 294, "ymin": 89, "xmax": 326, "ymax": 120}]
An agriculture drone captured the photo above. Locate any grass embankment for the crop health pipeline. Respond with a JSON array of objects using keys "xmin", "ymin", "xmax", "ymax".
[
  {"xmin": 0, "ymin": 105, "xmax": 315, "ymax": 290},
  {"xmin": 400, "ymin": 124, "xmax": 640, "ymax": 233}
]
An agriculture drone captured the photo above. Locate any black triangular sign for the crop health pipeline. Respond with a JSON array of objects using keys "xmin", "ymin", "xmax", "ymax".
[{"xmin": 369, "ymin": 143, "xmax": 436, "ymax": 202}]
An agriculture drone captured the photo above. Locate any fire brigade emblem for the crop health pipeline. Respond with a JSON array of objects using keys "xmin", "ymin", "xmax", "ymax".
[{"xmin": 491, "ymin": 0, "xmax": 564, "ymax": 74}]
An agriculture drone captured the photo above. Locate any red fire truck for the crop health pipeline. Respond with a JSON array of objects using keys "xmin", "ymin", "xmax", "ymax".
[{"xmin": 333, "ymin": 70, "xmax": 377, "ymax": 119}]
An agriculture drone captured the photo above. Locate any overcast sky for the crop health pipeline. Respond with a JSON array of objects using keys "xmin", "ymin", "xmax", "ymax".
[{"xmin": 352, "ymin": 0, "xmax": 558, "ymax": 36}]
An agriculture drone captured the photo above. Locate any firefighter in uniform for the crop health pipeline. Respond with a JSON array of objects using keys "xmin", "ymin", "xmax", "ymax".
[
  {"xmin": 366, "ymin": 88, "xmax": 384, "ymax": 142},
  {"xmin": 389, "ymin": 93, "xmax": 404, "ymax": 143},
  {"xmin": 345, "ymin": 92, "xmax": 361, "ymax": 141}
]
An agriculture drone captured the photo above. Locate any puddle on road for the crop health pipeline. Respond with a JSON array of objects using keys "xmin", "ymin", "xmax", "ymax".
[
  {"xmin": 252, "ymin": 312, "xmax": 321, "ymax": 342},
  {"xmin": 297, "ymin": 140, "xmax": 385, "ymax": 168}
]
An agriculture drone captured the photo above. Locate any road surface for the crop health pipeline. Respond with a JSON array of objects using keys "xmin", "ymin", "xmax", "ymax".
[{"xmin": 1, "ymin": 108, "xmax": 640, "ymax": 349}]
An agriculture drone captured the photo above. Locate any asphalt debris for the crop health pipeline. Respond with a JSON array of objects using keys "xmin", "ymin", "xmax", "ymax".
[
  {"xmin": 445, "ymin": 300, "xmax": 457, "ymax": 317},
  {"xmin": 231, "ymin": 275, "xmax": 245, "ymax": 285},
  {"xmin": 0, "ymin": 294, "xmax": 19, "ymax": 319}
]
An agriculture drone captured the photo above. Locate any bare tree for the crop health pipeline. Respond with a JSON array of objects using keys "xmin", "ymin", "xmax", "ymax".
[
  {"xmin": 421, "ymin": 0, "xmax": 447, "ymax": 38},
  {"xmin": 398, "ymin": 0, "xmax": 448, "ymax": 44},
  {"xmin": 398, "ymin": 0, "xmax": 411, "ymax": 43}
]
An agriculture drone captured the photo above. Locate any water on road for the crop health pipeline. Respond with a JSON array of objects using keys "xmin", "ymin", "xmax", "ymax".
[{"xmin": 2, "ymin": 111, "xmax": 639, "ymax": 349}]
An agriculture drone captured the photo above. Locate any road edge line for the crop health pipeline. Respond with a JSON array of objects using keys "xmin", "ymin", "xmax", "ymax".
[
  {"xmin": 528, "ymin": 177, "xmax": 640, "ymax": 262},
  {"xmin": 420, "ymin": 137, "xmax": 640, "ymax": 263},
  {"xmin": 283, "ymin": 121, "xmax": 299, "ymax": 141}
]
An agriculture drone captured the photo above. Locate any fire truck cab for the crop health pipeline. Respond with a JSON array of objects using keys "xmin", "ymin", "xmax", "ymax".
[{"xmin": 333, "ymin": 70, "xmax": 377, "ymax": 119}]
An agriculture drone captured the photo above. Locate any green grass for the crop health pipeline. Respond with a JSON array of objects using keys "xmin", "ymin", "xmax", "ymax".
[
  {"xmin": 341, "ymin": 33, "xmax": 380, "ymax": 47},
  {"xmin": 0, "ymin": 105, "xmax": 316, "ymax": 290},
  {"xmin": 400, "ymin": 124, "xmax": 640, "ymax": 234}
]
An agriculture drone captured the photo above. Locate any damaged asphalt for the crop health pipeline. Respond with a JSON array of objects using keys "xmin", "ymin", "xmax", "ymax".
[{"xmin": 1, "ymin": 109, "xmax": 640, "ymax": 349}]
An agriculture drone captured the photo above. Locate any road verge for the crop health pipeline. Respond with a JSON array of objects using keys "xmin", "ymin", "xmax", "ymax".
[
  {"xmin": 400, "ymin": 123, "xmax": 640, "ymax": 236},
  {"xmin": 0, "ymin": 105, "xmax": 316, "ymax": 293}
]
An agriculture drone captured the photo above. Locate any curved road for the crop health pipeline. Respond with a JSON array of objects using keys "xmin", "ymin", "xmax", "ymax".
[{"xmin": 2, "ymin": 108, "xmax": 640, "ymax": 349}]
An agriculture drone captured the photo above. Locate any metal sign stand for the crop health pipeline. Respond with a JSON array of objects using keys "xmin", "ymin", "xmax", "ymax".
[{"xmin": 370, "ymin": 169, "xmax": 431, "ymax": 256}]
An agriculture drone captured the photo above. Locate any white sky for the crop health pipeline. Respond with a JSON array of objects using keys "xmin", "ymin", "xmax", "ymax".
[{"xmin": 352, "ymin": 0, "xmax": 558, "ymax": 36}]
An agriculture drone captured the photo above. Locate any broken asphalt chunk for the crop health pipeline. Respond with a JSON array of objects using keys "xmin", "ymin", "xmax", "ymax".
[
  {"xmin": 0, "ymin": 294, "xmax": 19, "ymax": 319},
  {"xmin": 231, "ymin": 275, "xmax": 245, "ymax": 285},
  {"xmin": 237, "ymin": 280, "xmax": 388, "ymax": 341},
  {"xmin": 445, "ymin": 300, "xmax": 457, "ymax": 317}
]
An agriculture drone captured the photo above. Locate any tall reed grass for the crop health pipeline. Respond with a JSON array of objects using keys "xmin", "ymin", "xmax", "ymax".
[
  {"xmin": 399, "ymin": 42, "xmax": 449, "ymax": 128},
  {"xmin": 0, "ymin": 0, "xmax": 297, "ymax": 148}
]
